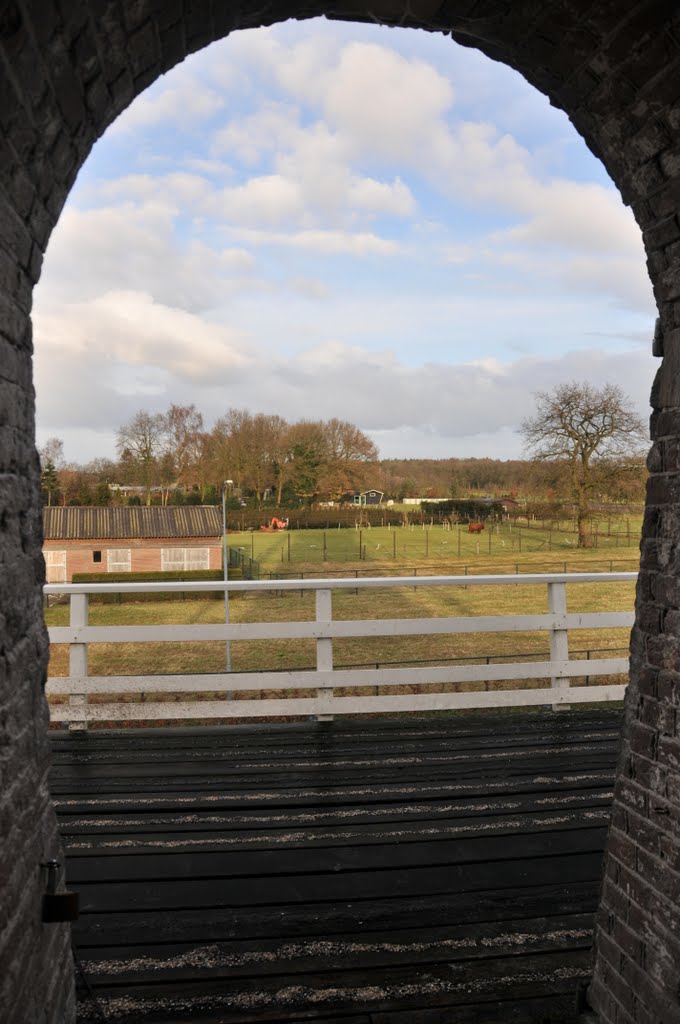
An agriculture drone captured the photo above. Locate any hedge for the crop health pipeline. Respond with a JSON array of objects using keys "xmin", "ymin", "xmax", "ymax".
[{"xmin": 71, "ymin": 568, "xmax": 242, "ymax": 603}]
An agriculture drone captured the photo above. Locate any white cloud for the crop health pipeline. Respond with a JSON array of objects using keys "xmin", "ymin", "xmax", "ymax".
[
  {"xmin": 212, "ymin": 33, "xmax": 647, "ymax": 281},
  {"xmin": 35, "ymin": 290, "xmax": 249, "ymax": 388},
  {"xmin": 215, "ymin": 110, "xmax": 416, "ymax": 225},
  {"xmin": 288, "ymin": 277, "xmax": 331, "ymax": 300},
  {"xmin": 217, "ymin": 174, "xmax": 306, "ymax": 225},
  {"xmin": 322, "ymin": 42, "xmax": 454, "ymax": 163},
  {"xmin": 33, "ymin": 21, "xmax": 658, "ymax": 464},
  {"xmin": 109, "ymin": 79, "xmax": 224, "ymax": 134},
  {"xmin": 494, "ymin": 180, "xmax": 644, "ymax": 255},
  {"xmin": 34, "ymin": 285, "xmax": 655, "ymax": 460},
  {"xmin": 471, "ymin": 240, "xmax": 653, "ymax": 316},
  {"xmin": 560, "ymin": 255, "xmax": 655, "ymax": 315},
  {"xmin": 227, "ymin": 227, "xmax": 402, "ymax": 255},
  {"xmin": 213, "ymin": 103, "xmax": 302, "ymax": 165},
  {"xmin": 38, "ymin": 202, "xmax": 255, "ymax": 313},
  {"xmin": 348, "ymin": 176, "xmax": 415, "ymax": 217},
  {"xmin": 99, "ymin": 172, "xmax": 214, "ymax": 207}
]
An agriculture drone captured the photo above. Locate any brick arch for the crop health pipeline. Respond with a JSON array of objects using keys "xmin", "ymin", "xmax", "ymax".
[{"xmin": 1, "ymin": 3, "xmax": 678, "ymax": 1021}]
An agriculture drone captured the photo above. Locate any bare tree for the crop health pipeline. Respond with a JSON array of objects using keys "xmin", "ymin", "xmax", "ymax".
[
  {"xmin": 116, "ymin": 411, "xmax": 166, "ymax": 506},
  {"xmin": 38, "ymin": 437, "xmax": 65, "ymax": 506},
  {"xmin": 247, "ymin": 414, "xmax": 288, "ymax": 507},
  {"xmin": 520, "ymin": 381, "xmax": 647, "ymax": 547},
  {"xmin": 317, "ymin": 418, "xmax": 378, "ymax": 501},
  {"xmin": 164, "ymin": 404, "xmax": 204, "ymax": 488},
  {"xmin": 211, "ymin": 409, "xmax": 252, "ymax": 494},
  {"xmin": 39, "ymin": 437, "xmax": 65, "ymax": 469},
  {"xmin": 286, "ymin": 420, "xmax": 328, "ymax": 504}
]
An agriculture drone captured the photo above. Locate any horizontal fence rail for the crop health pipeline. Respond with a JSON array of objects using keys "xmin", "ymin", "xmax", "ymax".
[{"xmin": 44, "ymin": 572, "xmax": 637, "ymax": 728}]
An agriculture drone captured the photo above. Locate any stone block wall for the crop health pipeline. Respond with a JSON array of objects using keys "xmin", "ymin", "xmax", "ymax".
[{"xmin": 1, "ymin": 2, "xmax": 680, "ymax": 1021}]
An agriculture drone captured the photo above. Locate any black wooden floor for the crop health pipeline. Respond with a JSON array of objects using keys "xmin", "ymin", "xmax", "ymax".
[{"xmin": 49, "ymin": 710, "xmax": 623, "ymax": 1024}]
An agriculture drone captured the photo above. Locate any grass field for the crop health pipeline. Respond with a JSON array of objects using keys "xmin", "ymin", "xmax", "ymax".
[
  {"xmin": 46, "ymin": 519, "xmax": 641, "ymax": 720},
  {"xmin": 231, "ymin": 518, "xmax": 643, "ymax": 577}
]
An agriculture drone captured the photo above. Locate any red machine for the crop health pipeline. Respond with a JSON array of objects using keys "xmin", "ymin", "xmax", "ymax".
[{"xmin": 260, "ymin": 517, "xmax": 289, "ymax": 532}]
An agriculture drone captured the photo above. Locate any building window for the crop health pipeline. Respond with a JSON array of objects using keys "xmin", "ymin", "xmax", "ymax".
[
  {"xmin": 107, "ymin": 548, "xmax": 131, "ymax": 572},
  {"xmin": 161, "ymin": 547, "xmax": 210, "ymax": 572},
  {"xmin": 93, "ymin": 550, "xmax": 102, "ymax": 563},
  {"xmin": 45, "ymin": 550, "xmax": 67, "ymax": 583}
]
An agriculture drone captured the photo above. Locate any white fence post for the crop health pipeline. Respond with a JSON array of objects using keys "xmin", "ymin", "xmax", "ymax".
[
  {"xmin": 68, "ymin": 592, "xmax": 89, "ymax": 731},
  {"xmin": 316, "ymin": 588, "xmax": 333, "ymax": 721},
  {"xmin": 548, "ymin": 580, "xmax": 570, "ymax": 710}
]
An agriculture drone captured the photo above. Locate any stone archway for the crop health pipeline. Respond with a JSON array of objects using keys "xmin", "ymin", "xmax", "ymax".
[{"xmin": 1, "ymin": 3, "xmax": 678, "ymax": 1021}]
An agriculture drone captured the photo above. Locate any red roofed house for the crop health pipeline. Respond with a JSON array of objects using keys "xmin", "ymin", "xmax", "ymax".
[{"xmin": 42, "ymin": 506, "xmax": 223, "ymax": 583}]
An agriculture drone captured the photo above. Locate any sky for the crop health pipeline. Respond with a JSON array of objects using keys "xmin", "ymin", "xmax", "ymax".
[{"xmin": 33, "ymin": 18, "xmax": 658, "ymax": 465}]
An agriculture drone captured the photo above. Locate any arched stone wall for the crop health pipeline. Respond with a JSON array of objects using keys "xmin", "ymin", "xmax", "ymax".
[{"xmin": 1, "ymin": 2, "xmax": 679, "ymax": 1021}]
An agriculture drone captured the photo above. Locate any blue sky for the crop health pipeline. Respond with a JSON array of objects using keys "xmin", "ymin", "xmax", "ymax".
[{"xmin": 33, "ymin": 18, "xmax": 656, "ymax": 463}]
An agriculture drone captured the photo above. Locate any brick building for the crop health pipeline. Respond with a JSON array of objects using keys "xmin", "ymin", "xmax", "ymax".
[{"xmin": 43, "ymin": 506, "xmax": 223, "ymax": 582}]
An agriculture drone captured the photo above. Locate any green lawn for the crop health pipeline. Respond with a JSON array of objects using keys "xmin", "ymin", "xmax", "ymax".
[
  {"xmin": 46, "ymin": 524, "xmax": 639, "ymax": 720},
  {"xmin": 234, "ymin": 519, "xmax": 642, "ymax": 576}
]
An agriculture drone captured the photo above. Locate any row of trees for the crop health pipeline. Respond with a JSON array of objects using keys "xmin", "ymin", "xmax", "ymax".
[
  {"xmin": 376, "ymin": 458, "xmax": 530, "ymax": 501},
  {"xmin": 39, "ymin": 383, "xmax": 649, "ymax": 547},
  {"xmin": 40, "ymin": 407, "xmax": 379, "ymax": 508},
  {"xmin": 377, "ymin": 454, "xmax": 646, "ymax": 508}
]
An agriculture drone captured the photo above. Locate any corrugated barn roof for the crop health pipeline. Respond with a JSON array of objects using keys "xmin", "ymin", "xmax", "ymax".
[{"xmin": 43, "ymin": 506, "xmax": 223, "ymax": 540}]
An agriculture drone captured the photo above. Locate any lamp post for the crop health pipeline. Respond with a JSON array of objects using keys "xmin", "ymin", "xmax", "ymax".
[{"xmin": 222, "ymin": 479, "xmax": 234, "ymax": 673}]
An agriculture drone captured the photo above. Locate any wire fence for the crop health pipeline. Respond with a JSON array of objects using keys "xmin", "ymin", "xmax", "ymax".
[
  {"xmin": 268, "ymin": 558, "xmax": 641, "ymax": 581},
  {"xmin": 227, "ymin": 546, "xmax": 262, "ymax": 579}
]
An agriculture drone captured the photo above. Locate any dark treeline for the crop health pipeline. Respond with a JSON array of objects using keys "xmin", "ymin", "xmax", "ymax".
[
  {"xmin": 376, "ymin": 458, "xmax": 530, "ymax": 499},
  {"xmin": 375, "ymin": 456, "xmax": 646, "ymax": 506}
]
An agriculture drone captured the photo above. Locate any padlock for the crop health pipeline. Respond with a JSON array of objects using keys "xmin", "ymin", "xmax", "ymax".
[{"xmin": 41, "ymin": 860, "xmax": 80, "ymax": 923}]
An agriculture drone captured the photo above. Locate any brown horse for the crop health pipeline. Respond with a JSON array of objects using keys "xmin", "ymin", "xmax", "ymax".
[{"xmin": 468, "ymin": 521, "xmax": 485, "ymax": 534}]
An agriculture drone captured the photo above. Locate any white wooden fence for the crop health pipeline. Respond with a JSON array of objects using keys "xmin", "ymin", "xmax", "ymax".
[{"xmin": 44, "ymin": 572, "xmax": 636, "ymax": 729}]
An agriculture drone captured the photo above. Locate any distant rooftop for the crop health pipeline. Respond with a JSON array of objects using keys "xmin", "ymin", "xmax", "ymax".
[{"xmin": 43, "ymin": 505, "xmax": 222, "ymax": 540}]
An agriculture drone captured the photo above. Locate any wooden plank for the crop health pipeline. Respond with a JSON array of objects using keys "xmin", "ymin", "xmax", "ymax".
[
  {"xmin": 57, "ymin": 787, "xmax": 615, "ymax": 841},
  {"xmin": 47, "ymin": 680, "xmax": 628, "ymax": 720},
  {"xmin": 47, "ymin": 608, "xmax": 635, "ymax": 646},
  {"xmin": 48, "ymin": 746, "xmax": 617, "ymax": 774},
  {"xmin": 48, "ymin": 720, "xmax": 623, "ymax": 763},
  {"xmin": 48, "ymin": 734, "xmax": 622, "ymax": 770},
  {"xmin": 49, "ymin": 707, "xmax": 623, "ymax": 744},
  {"xmin": 72, "ymin": 848, "xmax": 606, "ymax": 914},
  {"xmin": 64, "ymin": 825, "xmax": 609, "ymax": 885},
  {"xmin": 49, "ymin": 745, "xmax": 621, "ymax": 781},
  {"xmin": 54, "ymin": 713, "xmax": 619, "ymax": 1022},
  {"xmin": 46, "ymin": 661, "xmax": 629, "ymax": 698},
  {"xmin": 71, "ymin": 880, "xmax": 601, "ymax": 947},
  {"xmin": 51, "ymin": 770, "xmax": 617, "ymax": 814},
  {"xmin": 74, "ymin": 948, "xmax": 593, "ymax": 1024},
  {"xmin": 60, "ymin": 810, "xmax": 612, "ymax": 857},
  {"xmin": 48, "ymin": 770, "xmax": 618, "ymax": 802},
  {"xmin": 48, "ymin": 747, "xmax": 621, "ymax": 783},
  {"xmin": 75, "ymin": 608, "xmax": 628, "ymax": 641},
  {"xmin": 63, "ymin": 726, "xmax": 613, "ymax": 753},
  {"xmin": 56, "ymin": 782, "xmax": 615, "ymax": 821},
  {"xmin": 76, "ymin": 912, "xmax": 595, "ymax": 985},
  {"xmin": 48, "ymin": 758, "xmax": 620, "ymax": 796},
  {"xmin": 48, "ymin": 735, "xmax": 622, "ymax": 779},
  {"xmin": 370, "ymin": 994, "xmax": 581, "ymax": 1023},
  {"xmin": 49, "ymin": 711, "xmax": 624, "ymax": 761},
  {"xmin": 44, "ymin": 570, "xmax": 638, "ymax": 595}
]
